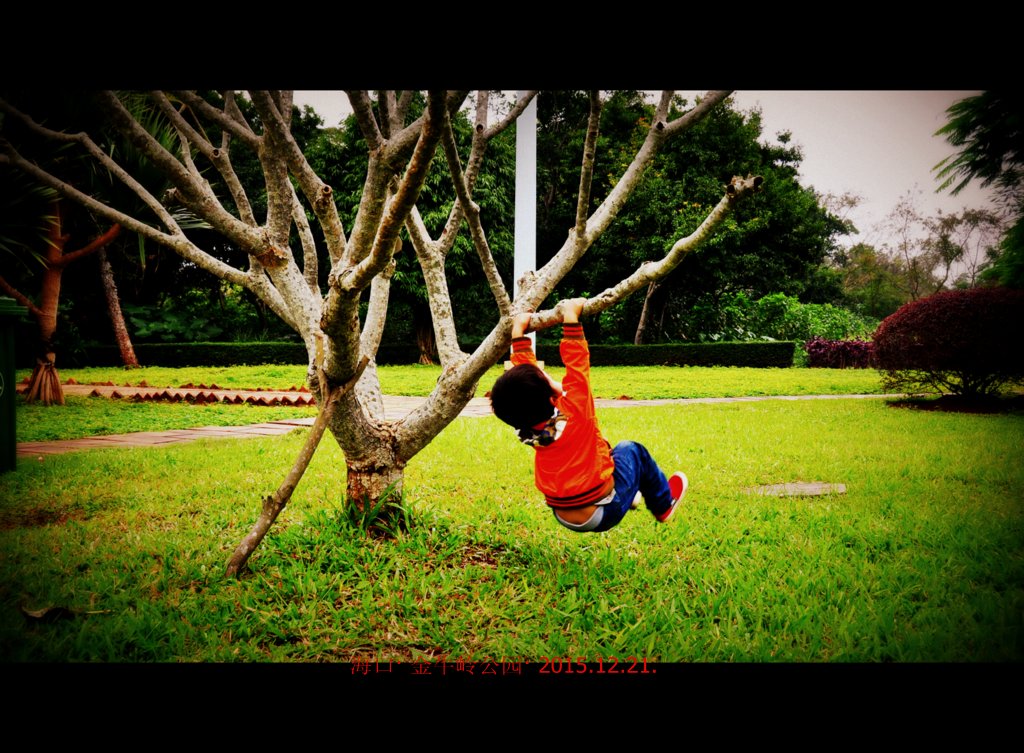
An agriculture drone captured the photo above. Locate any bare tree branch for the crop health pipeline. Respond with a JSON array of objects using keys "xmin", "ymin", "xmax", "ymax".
[
  {"xmin": 96, "ymin": 92, "xmax": 266, "ymax": 252},
  {"xmin": 226, "ymin": 355, "xmax": 369, "ymax": 578},
  {"xmin": 585, "ymin": 174, "xmax": 764, "ymax": 316},
  {"xmin": 344, "ymin": 91, "xmax": 447, "ymax": 292},
  {"xmin": 395, "ymin": 90, "xmax": 415, "ymax": 124},
  {"xmin": 173, "ymin": 91, "xmax": 260, "ymax": 148},
  {"xmin": 574, "ymin": 91, "xmax": 603, "ymax": 242},
  {"xmin": 250, "ymin": 90, "xmax": 348, "ymax": 261},
  {"xmin": 485, "ymin": 90, "xmax": 539, "ymax": 140},
  {"xmin": 439, "ymin": 105, "xmax": 510, "ymax": 315},
  {"xmin": 345, "ymin": 90, "xmax": 385, "ymax": 151},
  {"xmin": 663, "ymin": 90, "xmax": 732, "ymax": 137},
  {"xmin": 526, "ymin": 89, "xmax": 733, "ymax": 308},
  {"xmin": 151, "ymin": 91, "xmax": 257, "ymax": 226},
  {"xmin": 291, "ymin": 185, "xmax": 319, "ymax": 295},
  {"xmin": 0, "ymin": 274, "xmax": 42, "ymax": 317},
  {"xmin": 404, "ymin": 206, "xmax": 464, "ymax": 367},
  {"xmin": 248, "ymin": 92, "xmax": 298, "ymax": 248},
  {"xmin": 59, "ymin": 223, "xmax": 122, "ymax": 266}
]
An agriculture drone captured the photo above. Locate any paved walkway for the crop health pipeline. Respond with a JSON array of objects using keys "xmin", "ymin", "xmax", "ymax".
[{"xmin": 15, "ymin": 392, "xmax": 892, "ymax": 459}]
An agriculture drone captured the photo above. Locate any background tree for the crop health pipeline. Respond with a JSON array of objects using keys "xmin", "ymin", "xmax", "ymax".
[
  {"xmin": 535, "ymin": 92, "xmax": 849, "ymax": 344},
  {"xmin": 876, "ymin": 188, "xmax": 946, "ymax": 301},
  {"xmin": 0, "ymin": 197, "xmax": 120, "ymax": 405},
  {"xmin": 934, "ymin": 91, "xmax": 1024, "ymax": 289},
  {"xmin": 926, "ymin": 207, "xmax": 1004, "ymax": 289},
  {"xmin": 832, "ymin": 242, "xmax": 907, "ymax": 320},
  {"xmin": 869, "ymin": 189, "xmax": 1006, "ymax": 308},
  {"xmin": 0, "ymin": 93, "xmax": 220, "ymax": 377},
  {"xmin": 0, "ymin": 90, "xmax": 761, "ymax": 574}
]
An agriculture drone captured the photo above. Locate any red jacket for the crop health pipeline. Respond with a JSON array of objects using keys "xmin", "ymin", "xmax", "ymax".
[{"xmin": 511, "ymin": 323, "xmax": 614, "ymax": 509}]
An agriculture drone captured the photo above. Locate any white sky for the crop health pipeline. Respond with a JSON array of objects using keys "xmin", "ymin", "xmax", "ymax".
[{"xmin": 292, "ymin": 90, "xmax": 997, "ymax": 249}]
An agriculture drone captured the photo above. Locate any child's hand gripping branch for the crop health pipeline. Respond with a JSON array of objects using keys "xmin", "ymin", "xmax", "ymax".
[
  {"xmin": 510, "ymin": 297, "xmax": 585, "ymax": 338},
  {"xmin": 491, "ymin": 298, "xmax": 688, "ymax": 533}
]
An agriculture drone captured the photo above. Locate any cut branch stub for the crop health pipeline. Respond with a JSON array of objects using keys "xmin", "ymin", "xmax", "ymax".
[{"xmin": 726, "ymin": 174, "xmax": 764, "ymax": 201}]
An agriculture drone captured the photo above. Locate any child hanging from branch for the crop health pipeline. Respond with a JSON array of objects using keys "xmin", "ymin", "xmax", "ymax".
[{"xmin": 490, "ymin": 298, "xmax": 687, "ymax": 533}]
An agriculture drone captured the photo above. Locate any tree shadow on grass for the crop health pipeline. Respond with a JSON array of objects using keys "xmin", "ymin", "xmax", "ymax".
[{"xmin": 886, "ymin": 394, "xmax": 1024, "ymax": 415}]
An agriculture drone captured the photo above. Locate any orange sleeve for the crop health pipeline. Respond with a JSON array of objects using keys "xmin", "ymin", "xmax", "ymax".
[
  {"xmin": 510, "ymin": 336, "xmax": 537, "ymax": 366},
  {"xmin": 558, "ymin": 323, "xmax": 594, "ymax": 420}
]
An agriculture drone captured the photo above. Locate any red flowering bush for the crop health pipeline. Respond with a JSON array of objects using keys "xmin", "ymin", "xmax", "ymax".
[
  {"xmin": 803, "ymin": 337, "xmax": 875, "ymax": 368},
  {"xmin": 873, "ymin": 287, "xmax": 1024, "ymax": 397}
]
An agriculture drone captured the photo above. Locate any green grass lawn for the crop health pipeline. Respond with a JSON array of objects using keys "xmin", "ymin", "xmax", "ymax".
[
  {"xmin": 15, "ymin": 364, "xmax": 886, "ymax": 442},
  {"xmin": 2, "ymin": 397, "xmax": 1021, "ymax": 663},
  {"xmin": 16, "ymin": 362, "xmax": 887, "ymax": 398}
]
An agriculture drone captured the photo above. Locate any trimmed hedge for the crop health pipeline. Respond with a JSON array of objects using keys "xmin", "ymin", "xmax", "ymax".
[
  {"xmin": 76, "ymin": 342, "xmax": 427, "ymax": 368},
  {"xmin": 68, "ymin": 339, "xmax": 796, "ymax": 369},
  {"xmin": 538, "ymin": 341, "xmax": 796, "ymax": 368}
]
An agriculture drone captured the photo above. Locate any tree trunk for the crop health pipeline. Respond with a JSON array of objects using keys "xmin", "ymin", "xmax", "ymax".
[
  {"xmin": 413, "ymin": 302, "xmax": 438, "ymax": 365},
  {"xmin": 24, "ymin": 203, "xmax": 69, "ymax": 406},
  {"xmin": 634, "ymin": 280, "xmax": 660, "ymax": 345},
  {"xmin": 345, "ymin": 462, "xmax": 407, "ymax": 529},
  {"xmin": 98, "ymin": 248, "xmax": 139, "ymax": 368},
  {"xmin": 19, "ymin": 200, "xmax": 121, "ymax": 405}
]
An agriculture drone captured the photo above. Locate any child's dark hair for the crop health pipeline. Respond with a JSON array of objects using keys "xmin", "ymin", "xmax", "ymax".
[{"xmin": 490, "ymin": 364, "xmax": 555, "ymax": 430}]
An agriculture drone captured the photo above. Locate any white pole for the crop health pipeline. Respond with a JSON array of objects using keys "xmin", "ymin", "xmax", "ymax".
[{"xmin": 514, "ymin": 90, "xmax": 537, "ymax": 349}]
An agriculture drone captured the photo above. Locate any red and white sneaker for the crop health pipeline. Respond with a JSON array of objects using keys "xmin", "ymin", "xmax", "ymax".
[{"xmin": 657, "ymin": 472, "xmax": 688, "ymax": 523}]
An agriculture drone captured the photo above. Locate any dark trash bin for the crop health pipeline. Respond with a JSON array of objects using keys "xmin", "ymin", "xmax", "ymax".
[{"xmin": 0, "ymin": 296, "xmax": 28, "ymax": 472}]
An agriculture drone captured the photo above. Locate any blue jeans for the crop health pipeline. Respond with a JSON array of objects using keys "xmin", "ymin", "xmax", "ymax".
[{"xmin": 552, "ymin": 441, "xmax": 673, "ymax": 533}]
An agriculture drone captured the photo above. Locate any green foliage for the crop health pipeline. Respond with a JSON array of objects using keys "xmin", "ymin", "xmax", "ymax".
[
  {"xmin": 982, "ymin": 216, "xmax": 1024, "ymax": 289},
  {"xmin": 831, "ymin": 242, "xmax": 909, "ymax": 320},
  {"xmin": 672, "ymin": 291, "xmax": 878, "ymax": 344},
  {"xmin": 935, "ymin": 91, "xmax": 1024, "ymax": 201},
  {"xmin": 0, "ymin": 164, "xmax": 57, "ymax": 268},
  {"xmin": 117, "ymin": 282, "xmax": 291, "ymax": 345},
  {"xmin": 747, "ymin": 292, "xmax": 878, "ymax": 341},
  {"xmin": 122, "ymin": 302, "xmax": 225, "ymax": 343},
  {"xmin": 936, "ymin": 91, "xmax": 1024, "ymax": 291}
]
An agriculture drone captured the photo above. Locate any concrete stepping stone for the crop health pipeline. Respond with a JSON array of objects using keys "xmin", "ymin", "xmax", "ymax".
[{"xmin": 746, "ymin": 482, "xmax": 846, "ymax": 497}]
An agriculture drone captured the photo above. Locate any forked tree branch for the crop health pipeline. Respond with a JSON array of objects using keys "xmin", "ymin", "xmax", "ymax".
[
  {"xmin": 344, "ymin": 91, "xmax": 447, "ymax": 292},
  {"xmin": 151, "ymin": 91, "xmax": 258, "ymax": 227},
  {"xmin": 252, "ymin": 90, "xmax": 348, "ymax": 261}
]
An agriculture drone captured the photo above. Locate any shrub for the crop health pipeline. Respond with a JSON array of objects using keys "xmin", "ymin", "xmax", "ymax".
[
  {"xmin": 872, "ymin": 287, "xmax": 1024, "ymax": 397},
  {"xmin": 803, "ymin": 337, "xmax": 875, "ymax": 369}
]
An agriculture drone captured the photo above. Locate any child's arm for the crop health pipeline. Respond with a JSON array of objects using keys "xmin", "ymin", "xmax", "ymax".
[
  {"xmin": 559, "ymin": 298, "xmax": 586, "ymax": 325},
  {"xmin": 511, "ymin": 312, "xmax": 534, "ymax": 339}
]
